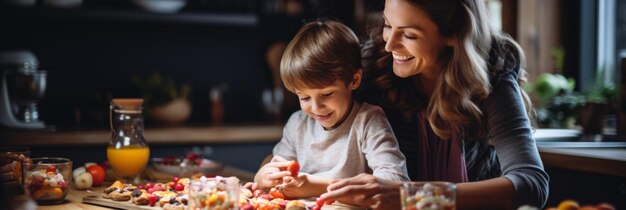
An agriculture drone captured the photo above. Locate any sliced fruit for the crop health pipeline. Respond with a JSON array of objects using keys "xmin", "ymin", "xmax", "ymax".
[
  {"xmin": 269, "ymin": 187, "xmax": 284, "ymax": 199},
  {"xmin": 558, "ymin": 200, "xmax": 580, "ymax": 210}
]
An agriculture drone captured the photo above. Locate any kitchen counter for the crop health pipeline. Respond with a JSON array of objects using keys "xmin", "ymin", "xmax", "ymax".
[
  {"xmin": 2, "ymin": 124, "xmax": 283, "ymax": 146},
  {"xmin": 537, "ymin": 144, "xmax": 626, "ymax": 177}
]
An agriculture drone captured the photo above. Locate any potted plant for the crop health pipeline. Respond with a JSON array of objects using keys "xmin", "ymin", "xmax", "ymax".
[
  {"xmin": 578, "ymin": 66, "xmax": 617, "ymax": 135},
  {"xmin": 525, "ymin": 47, "xmax": 584, "ymax": 128},
  {"xmin": 132, "ymin": 72, "xmax": 192, "ymax": 125}
]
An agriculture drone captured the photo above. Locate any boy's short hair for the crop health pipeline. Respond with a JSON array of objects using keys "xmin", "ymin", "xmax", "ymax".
[{"xmin": 280, "ymin": 19, "xmax": 361, "ymax": 93}]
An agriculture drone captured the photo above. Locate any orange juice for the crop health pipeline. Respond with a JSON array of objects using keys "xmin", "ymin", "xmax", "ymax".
[{"xmin": 107, "ymin": 146, "xmax": 150, "ymax": 177}]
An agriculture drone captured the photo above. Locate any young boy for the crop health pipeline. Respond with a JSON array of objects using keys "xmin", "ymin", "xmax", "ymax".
[{"xmin": 253, "ymin": 19, "xmax": 408, "ymax": 199}]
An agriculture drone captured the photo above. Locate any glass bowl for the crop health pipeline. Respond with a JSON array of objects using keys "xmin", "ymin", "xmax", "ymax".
[
  {"xmin": 188, "ymin": 176, "xmax": 240, "ymax": 210},
  {"xmin": 23, "ymin": 157, "xmax": 72, "ymax": 204},
  {"xmin": 400, "ymin": 182, "xmax": 456, "ymax": 210},
  {"xmin": 0, "ymin": 146, "xmax": 30, "ymax": 194},
  {"xmin": 152, "ymin": 157, "xmax": 223, "ymax": 177}
]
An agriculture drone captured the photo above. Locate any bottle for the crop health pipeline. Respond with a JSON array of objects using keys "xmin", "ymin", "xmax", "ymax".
[{"xmin": 107, "ymin": 98, "xmax": 150, "ymax": 183}]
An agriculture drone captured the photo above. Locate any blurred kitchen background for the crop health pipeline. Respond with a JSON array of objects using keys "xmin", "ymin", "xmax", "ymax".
[
  {"xmin": 1, "ymin": 0, "xmax": 626, "ymax": 208},
  {"xmin": 0, "ymin": 0, "xmax": 623, "ymax": 130}
]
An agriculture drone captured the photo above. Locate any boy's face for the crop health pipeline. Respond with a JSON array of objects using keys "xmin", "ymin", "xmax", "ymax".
[{"xmin": 294, "ymin": 73, "xmax": 361, "ymax": 129}]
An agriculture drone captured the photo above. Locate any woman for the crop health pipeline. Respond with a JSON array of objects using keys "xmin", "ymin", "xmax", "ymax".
[{"xmin": 320, "ymin": 0, "xmax": 549, "ymax": 209}]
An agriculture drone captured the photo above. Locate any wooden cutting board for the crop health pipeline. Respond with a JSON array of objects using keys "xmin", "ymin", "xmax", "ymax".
[{"xmin": 82, "ymin": 195, "xmax": 163, "ymax": 210}]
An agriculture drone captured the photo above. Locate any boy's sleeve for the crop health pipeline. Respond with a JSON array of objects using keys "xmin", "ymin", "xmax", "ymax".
[
  {"xmin": 272, "ymin": 112, "xmax": 298, "ymax": 161},
  {"xmin": 361, "ymin": 106, "xmax": 410, "ymax": 181}
]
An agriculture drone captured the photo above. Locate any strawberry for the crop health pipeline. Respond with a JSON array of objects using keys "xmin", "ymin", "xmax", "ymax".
[
  {"xmin": 287, "ymin": 160, "xmax": 300, "ymax": 177},
  {"xmin": 315, "ymin": 197, "xmax": 325, "ymax": 207},
  {"xmin": 149, "ymin": 194, "xmax": 158, "ymax": 207}
]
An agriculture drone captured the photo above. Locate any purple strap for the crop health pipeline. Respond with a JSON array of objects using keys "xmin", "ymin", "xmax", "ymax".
[{"xmin": 416, "ymin": 111, "xmax": 468, "ymax": 183}]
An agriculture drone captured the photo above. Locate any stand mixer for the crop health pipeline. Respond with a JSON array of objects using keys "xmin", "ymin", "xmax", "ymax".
[{"xmin": 0, "ymin": 50, "xmax": 48, "ymax": 129}]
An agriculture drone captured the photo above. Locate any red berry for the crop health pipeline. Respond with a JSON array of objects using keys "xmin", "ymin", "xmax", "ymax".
[
  {"xmin": 169, "ymin": 182, "xmax": 176, "ymax": 188},
  {"xmin": 46, "ymin": 165, "xmax": 57, "ymax": 173},
  {"xmin": 138, "ymin": 185, "xmax": 144, "ymax": 190},
  {"xmin": 149, "ymin": 194, "xmax": 158, "ymax": 207},
  {"xmin": 287, "ymin": 161, "xmax": 300, "ymax": 177},
  {"xmin": 147, "ymin": 188, "xmax": 155, "ymax": 194},
  {"xmin": 311, "ymin": 206, "xmax": 321, "ymax": 210},
  {"xmin": 175, "ymin": 183, "xmax": 184, "ymax": 191},
  {"xmin": 59, "ymin": 181, "xmax": 69, "ymax": 191},
  {"xmin": 316, "ymin": 197, "xmax": 325, "ymax": 207},
  {"xmin": 145, "ymin": 183, "xmax": 153, "ymax": 189},
  {"xmin": 173, "ymin": 176, "xmax": 180, "ymax": 183}
]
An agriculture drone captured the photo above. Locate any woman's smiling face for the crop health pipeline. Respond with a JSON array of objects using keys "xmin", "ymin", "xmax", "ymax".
[{"xmin": 382, "ymin": 0, "xmax": 453, "ymax": 79}]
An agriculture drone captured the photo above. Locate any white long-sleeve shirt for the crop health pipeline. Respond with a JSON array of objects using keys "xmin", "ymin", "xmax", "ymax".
[{"xmin": 273, "ymin": 102, "xmax": 409, "ymax": 181}]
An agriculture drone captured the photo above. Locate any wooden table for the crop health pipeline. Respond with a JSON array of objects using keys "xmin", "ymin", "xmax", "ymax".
[{"xmin": 10, "ymin": 166, "xmax": 257, "ymax": 210}]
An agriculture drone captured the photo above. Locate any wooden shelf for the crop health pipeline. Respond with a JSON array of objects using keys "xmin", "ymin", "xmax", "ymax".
[
  {"xmin": 2, "ymin": 124, "xmax": 282, "ymax": 146},
  {"xmin": 1, "ymin": 7, "xmax": 258, "ymax": 27}
]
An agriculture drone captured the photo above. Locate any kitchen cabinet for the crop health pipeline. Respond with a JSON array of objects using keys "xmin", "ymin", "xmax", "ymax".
[
  {"xmin": 0, "ymin": 3, "xmax": 304, "ymax": 127},
  {"xmin": 538, "ymin": 144, "xmax": 626, "ymax": 209},
  {"xmin": 1, "ymin": 6, "xmax": 258, "ymax": 27}
]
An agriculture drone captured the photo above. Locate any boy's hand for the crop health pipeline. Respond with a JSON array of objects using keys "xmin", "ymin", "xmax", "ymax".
[
  {"xmin": 242, "ymin": 182, "xmax": 259, "ymax": 191},
  {"xmin": 280, "ymin": 173, "xmax": 310, "ymax": 198},
  {"xmin": 254, "ymin": 155, "xmax": 293, "ymax": 189}
]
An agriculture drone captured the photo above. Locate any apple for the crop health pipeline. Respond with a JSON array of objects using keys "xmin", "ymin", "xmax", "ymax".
[
  {"xmin": 74, "ymin": 172, "xmax": 93, "ymax": 190},
  {"xmin": 72, "ymin": 166, "xmax": 86, "ymax": 179},
  {"xmin": 86, "ymin": 164, "xmax": 105, "ymax": 187}
]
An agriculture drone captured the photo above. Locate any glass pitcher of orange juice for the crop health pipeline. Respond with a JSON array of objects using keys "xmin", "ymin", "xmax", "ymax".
[{"xmin": 107, "ymin": 98, "xmax": 150, "ymax": 184}]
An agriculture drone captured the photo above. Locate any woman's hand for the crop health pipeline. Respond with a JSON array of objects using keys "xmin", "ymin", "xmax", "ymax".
[
  {"xmin": 320, "ymin": 173, "xmax": 403, "ymax": 210},
  {"xmin": 253, "ymin": 155, "xmax": 293, "ymax": 189}
]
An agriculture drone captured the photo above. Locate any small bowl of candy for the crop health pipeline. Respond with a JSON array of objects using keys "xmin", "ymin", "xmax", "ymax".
[
  {"xmin": 23, "ymin": 157, "xmax": 72, "ymax": 204},
  {"xmin": 400, "ymin": 182, "xmax": 456, "ymax": 210},
  {"xmin": 188, "ymin": 176, "xmax": 240, "ymax": 210}
]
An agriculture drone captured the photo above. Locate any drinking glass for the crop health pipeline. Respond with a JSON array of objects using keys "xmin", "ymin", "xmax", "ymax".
[
  {"xmin": 400, "ymin": 182, "xmax": 456, "ymax": 210},
  {"xmin": 107, "ymin": 98, "xmax": 150, "ymax": 184}
]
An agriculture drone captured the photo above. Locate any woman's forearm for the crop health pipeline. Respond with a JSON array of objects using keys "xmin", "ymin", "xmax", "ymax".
[{"xmin": 456, "ymin": 177, "xmax": 515, "ymax": 210}]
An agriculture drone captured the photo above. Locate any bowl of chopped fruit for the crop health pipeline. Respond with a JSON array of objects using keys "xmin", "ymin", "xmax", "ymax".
[{"xmin": 23, "ymin": 157, "xmax": 72, "ymax": 204}]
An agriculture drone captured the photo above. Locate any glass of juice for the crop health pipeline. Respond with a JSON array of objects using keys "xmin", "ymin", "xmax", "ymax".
[
  {"xmin": 107, "ymin": 98, "xmax": 150, "ymax": 184},
  {"xmin": 400, "ymin": 182, "xmax": 456, "ymax": 210}
]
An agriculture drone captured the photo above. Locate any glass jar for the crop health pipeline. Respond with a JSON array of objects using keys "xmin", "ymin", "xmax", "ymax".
[{"xmin": 107, "ymin": 98, "xmax": 150, "ymax": 184}]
